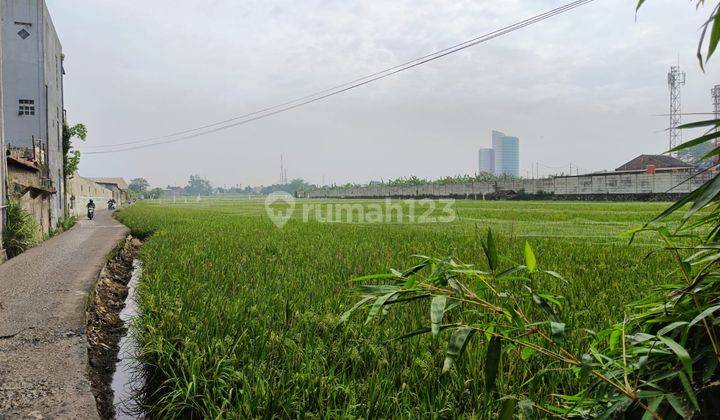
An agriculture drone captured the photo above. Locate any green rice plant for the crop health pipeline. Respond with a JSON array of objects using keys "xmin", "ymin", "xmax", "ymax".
[{"xmin": 117, "ymin": 199, "xmax": 680, "ymax": 418}]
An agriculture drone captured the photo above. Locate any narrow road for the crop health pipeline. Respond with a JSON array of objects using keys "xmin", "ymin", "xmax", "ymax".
[{"xmin": 0, "ymin": 210, "xmax": 128, "ymax": 419}]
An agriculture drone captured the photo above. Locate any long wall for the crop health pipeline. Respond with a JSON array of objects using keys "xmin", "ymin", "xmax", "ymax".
[
  {"xmin": 67, "ymin": 175, "xmax": 113, "ymax": 217},
  {"xmin": 303, "ymin": 170, "xmax": 713, "ymax": 200}
]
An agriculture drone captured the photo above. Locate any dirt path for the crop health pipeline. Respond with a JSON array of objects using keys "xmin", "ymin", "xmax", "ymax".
[{"xmin": 0, "ymin": 210, "xmax": 128, "ymax": 419}]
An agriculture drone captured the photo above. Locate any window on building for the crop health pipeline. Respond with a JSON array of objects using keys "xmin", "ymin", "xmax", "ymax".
[
  {"xmin": 18, "ymin": 99, "xmax": 35, "ymax": 115},
  {"xmin": 17, "ymin": 28, "xmax": 30, "ymax": 40}
]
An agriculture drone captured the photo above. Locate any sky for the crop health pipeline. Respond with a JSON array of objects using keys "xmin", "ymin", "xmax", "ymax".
[{"xmin": 46, "ymin": 0, "xmax": 719, "ymax": 188}]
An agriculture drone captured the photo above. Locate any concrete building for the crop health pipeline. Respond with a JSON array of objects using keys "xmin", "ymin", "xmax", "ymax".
[
  {"xmin": 1, "ymin": 0, "xmax": 64, "ymax": 228},
  {"xmin": 90, "ymin": 177, "xmax": 129, "ymax": 203},
  {"xmin": 615, "ymin": 154, "xmax": 694, "ymax": 173},
  {"xmin": 478, "ymin": 148, "xmax": 494, "ymax": 174},
  {"xmin": 491, "ymin": 130, "xmax": 519, "ymax": 177},
  {"xmin": 6, "ymin": 151, "xmax": 53, "ymax": 235},
  {"xmin": 0, "ymin": 3, "xmax": 5, "ymax": 260},
  {"xmin": 67, "ymin": 175, "xmax": 113, "ymax": 217}
]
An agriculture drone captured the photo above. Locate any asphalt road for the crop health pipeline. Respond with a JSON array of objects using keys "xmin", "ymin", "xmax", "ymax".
[{"xmin": 0, "ymin": 209, "xmax": 128, "ymax": 419}]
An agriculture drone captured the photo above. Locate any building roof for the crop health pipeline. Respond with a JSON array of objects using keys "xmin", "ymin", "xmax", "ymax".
[
  {"xmin": 615, "ymin": 155, "xmax": 693, "ymax": 172},
  {"xmin": 89, "ymin": 177, "xmax": 129, "ymax": 191}
]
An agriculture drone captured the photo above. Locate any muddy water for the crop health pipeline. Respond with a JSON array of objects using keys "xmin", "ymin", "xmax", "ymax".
[{"xmin": 111, "ymin": 260, "xmax": 142, "ymax": 419}]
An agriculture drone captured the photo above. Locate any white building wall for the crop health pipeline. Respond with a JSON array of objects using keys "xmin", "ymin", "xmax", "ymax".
[
  {"xmin": 67, "ymin": 175, "xmax": 113, "ymax": 217},
  {"xmin": 305, "ymin": 171, "xmax": 711, "ymax": 199},
  {"xmin": 1, "ymin": 0, "xmax": 63, "ymax": 227}
]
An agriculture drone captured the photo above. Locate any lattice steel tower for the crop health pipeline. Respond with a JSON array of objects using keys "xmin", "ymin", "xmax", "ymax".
[
  {"xmin": 713, "ymin": 85, "xmax": 720, "ymax": 162},
  {"xmin": 713, "ymin": 84, "xmax": 720, "ymax": 122},
  {"xmin": 667, "ymin": 66, "xmax": 686, "ymax": 153}
]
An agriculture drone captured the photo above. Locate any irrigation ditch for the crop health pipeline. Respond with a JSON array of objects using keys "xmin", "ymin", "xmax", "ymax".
[{"xmin": 85, "ymin": 235, "xmax": 143, "ymax": 419}]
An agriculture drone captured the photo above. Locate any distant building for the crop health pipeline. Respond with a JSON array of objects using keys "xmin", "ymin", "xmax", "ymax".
[
  {"xmin": 491, "ymin": 130, "xmax": 519, "ymax": 177},
  {"xmin": 478, "ymin": 148, "xmax": 494, "ymax": 174},
  {"xmin": 67, "ymin": 175, "xmax": 113, "ymax": 216},
  {"xmin": 1, "ymin": 0, "xmax": 65, "ymax": 227},
  {"xmin": 615, "ymin": 154, "xmax": 694, "ymax": 174},
  {"xmin": 90, "ymin": 177, "xmax": 129, "ymax": 203}
]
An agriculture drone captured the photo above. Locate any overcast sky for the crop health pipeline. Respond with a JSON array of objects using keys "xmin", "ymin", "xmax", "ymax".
[{"xmin": 46, "ymin": 0, "xmax": 718, "ymax": 188}]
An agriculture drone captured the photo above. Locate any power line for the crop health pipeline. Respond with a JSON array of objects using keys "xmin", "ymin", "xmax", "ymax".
[
  {"xmin": 86, "ymin": 0, "xmax": 592, "ymax": 151},
  {"xmin": 86, "ymin": 0, "xmax": 596, "ymax": 155}
]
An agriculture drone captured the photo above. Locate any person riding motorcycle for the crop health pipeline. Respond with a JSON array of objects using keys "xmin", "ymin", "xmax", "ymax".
[
  {"xmin": 87, "ymin": 199, "xmax": 96, "ymax": 219},
  {"xmin": 107, "ymin": 198, "xmax": 117, "ymax": 210}
]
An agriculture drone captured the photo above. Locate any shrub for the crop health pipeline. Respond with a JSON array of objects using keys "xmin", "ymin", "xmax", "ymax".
[{"xmin": 3, "ymin": 200, "xmax": 40, "ymax": 258}]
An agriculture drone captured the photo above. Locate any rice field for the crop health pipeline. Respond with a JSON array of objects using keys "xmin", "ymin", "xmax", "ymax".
[{"xmin": 117, "ymin": 198, "xmax": 679, "ymax": 418}]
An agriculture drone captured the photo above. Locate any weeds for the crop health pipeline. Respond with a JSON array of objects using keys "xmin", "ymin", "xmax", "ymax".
[{"xmin": 3, "ymin": 200, "xmax": 39, "ymax": 258}]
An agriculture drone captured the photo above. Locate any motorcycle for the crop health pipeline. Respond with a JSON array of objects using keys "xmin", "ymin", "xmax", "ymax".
[
  {"xmin": 108, "ymin": 201, "xmax": 116, "ymax": 210},
  {"xmin": 87, "ymin": 207, "xmax": 95, "ymax": 220}
]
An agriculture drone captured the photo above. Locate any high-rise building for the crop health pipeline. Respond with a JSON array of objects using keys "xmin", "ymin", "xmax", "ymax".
[
  {"xmin": 478, "ymin": 148, "xmax": 494, "ymax": 174},
  {"xmin": 491, "ymin": 130, "xmax": 519, "ymax": 177},
  {"xmin": 1, "ymin": 0, "xmax": 65, "ymax": 227}
]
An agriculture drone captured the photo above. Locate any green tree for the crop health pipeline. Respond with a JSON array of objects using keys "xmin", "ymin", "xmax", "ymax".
[
  {"xmin": 63, "ymin": 122, "xmax": 87, "ymax": 179},
  {"xmin": 129, "ymin": 177, "xmax": 150, "ymax": 194},
  {"xmin": 185, "ymin": 175, "xmax": 214, "ymax": 196}
]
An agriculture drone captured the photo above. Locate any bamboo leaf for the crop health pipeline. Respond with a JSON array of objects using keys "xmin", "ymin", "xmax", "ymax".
[
  {"xmin": 678, "ymin": 371, "xmax": 700, "ymax": 412},
  {"xmin": 442, "ymin": 326, "xmax": 475, "ymax": 373},
  {"xmin": 543, "ymin": 270, "xmax": 568, "ymax": 284},
  {"xmin": 689, "ymin": 304, "xmax": 720, "ymax": 328},
  {"xmin": 657, "ymin": 335, "xmax": 693, "ymax": 377},
  {"xmin": 641, "ymin": 396, "xmax": 664, "ymax": 420},
  {"xmin": 431, "ymin": 295, "xmax": 448, "ymax": 336},
  {"xmin": 365, "ymin": 292, "xmax": 397, "ymax": 324},
  {"xmin": 485, "ymin": 336, "xmax": 502, "ymax": 392},
  {"xmin": 657, "ymin": 321, "xmax": 688, "ymax": 336},
  {"xmin": 524, "ymin": 241, "xmax": 537, "ymax": 273},
  {"xmin": 666, "ymin": 393, "xmax": 690, "ymax": 418},
  {"xmin": 391, "ymin": 326, "xmax": 431, "ymax": 341},
  {"xmin": 668, "ymin": 130, "xmax": 720, "ymax": 152},
  {"xmin": 677, "ymin": 118, "xmax": 720, "ymax": 129},
  {"xmin": 402, "ymin": 260, "xmax": 429, "ymax": 278},
  {"xmin": 707, "ymin": 7, "xmax": 720, "ymax": 61},
  {"xmin": 484, "ymin": 229, "xmax": 498, "ymax": 271},
  {"xmin": 338, "ymin": 296, "xmax": 374, "ymax": 324}
]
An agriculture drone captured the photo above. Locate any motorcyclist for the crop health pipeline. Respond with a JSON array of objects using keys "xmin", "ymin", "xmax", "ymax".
[
  {"xmin": 107, "ymin": 198, "xmax": 116, "ymax": 210},
  {"xmin": 87, "ymin": 199, "xmax": 96, "ymax": 219}
]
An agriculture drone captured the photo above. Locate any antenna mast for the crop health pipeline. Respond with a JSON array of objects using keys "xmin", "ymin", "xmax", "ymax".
[{"xmin": 667, "ymin": 65, "xmax": 686, "ymax": 153}]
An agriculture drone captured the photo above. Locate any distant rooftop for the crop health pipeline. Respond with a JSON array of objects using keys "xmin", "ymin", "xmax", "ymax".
[
  {"xmin": 89, "ymin": 177, "xmax": 128, "ymax": 191},
  {"xmin": 615, "ymin": 155, "xmax": 693, "ymax": 172}
]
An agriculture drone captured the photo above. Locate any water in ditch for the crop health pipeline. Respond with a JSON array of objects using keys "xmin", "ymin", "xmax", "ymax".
[{"xmin": 111, "ymin": 259, "xmax": 142, "ymax": 419}]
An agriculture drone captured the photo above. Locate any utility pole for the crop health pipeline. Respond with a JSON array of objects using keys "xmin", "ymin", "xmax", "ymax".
[{"xmin": 668, "ymin": 65, "xmax": 686, "ymax": 153}]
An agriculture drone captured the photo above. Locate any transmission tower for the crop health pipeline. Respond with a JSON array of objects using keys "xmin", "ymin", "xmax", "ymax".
[
  {"xmin": 713, "ymin": 84, "xmax": 720, "ymax": 122},
  {"xmin": 713, "ymin": 84, "xmax": 720, "ymax": 164},
  {"xmin": 280, "ymin": 154, "xmax": 288, "ymax": 184},
  {"xmin": 667, "ymin": 66, "xmax": 686, "ymax": 153}
]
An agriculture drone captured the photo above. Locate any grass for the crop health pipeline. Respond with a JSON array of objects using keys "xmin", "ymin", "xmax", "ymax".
[{"xmin": 118, "ymin": 198, "xmax": 679, "ymax": 418}]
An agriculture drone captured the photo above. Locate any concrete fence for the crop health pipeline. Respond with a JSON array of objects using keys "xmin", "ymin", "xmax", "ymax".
[
  {"xmin": 302, "ymin": 170, "xmax": 712, "ymax": 200},
  {"xmin": 66, "ymin": 176, "xmax": 114, "ymax": 217}
]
